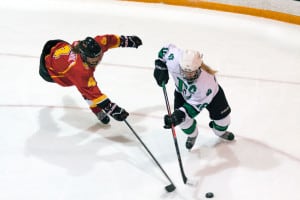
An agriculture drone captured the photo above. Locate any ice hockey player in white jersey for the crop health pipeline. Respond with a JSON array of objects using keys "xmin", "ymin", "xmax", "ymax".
[{"xmin": 153, "ymin": 44, "xmax": 235, "ymax": 150}]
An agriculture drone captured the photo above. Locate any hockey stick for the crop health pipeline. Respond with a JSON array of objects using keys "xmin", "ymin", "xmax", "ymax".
[
  {"xmin": 162, "ymin": 83, "xmax": 188, "ymax": 184},
  {"xmin": 124, "ymin": 119, "xmax": 176, "ymax": 192}
]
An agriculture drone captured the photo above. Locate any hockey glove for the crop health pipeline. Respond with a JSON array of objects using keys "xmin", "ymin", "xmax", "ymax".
[
  {"xmin": 154, "ymin": 59, "xmax": 169, "ymax": 87},
  {"xmin": 104, "ymin": 102, "xmax": 129, "ymax": 121},
  {"xmin": 164, "ymin": 109, "xmax": 185, "ymax": 129},
  {"xmin": 90, "ymin": 106, "xmax": 110, "ymax": 124},
  {"xmin": 120, "ymin": 35, "xmax": 142, "ymax": 48}
]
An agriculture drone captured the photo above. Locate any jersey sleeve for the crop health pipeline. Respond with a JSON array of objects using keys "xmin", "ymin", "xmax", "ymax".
[
  {"xmin": 158, "ymin": 44, "xmax": 182, "ymax": 74},
  {"xmin": 77, "ymin": 85, "xmax": 109, "ymax": 109},
  {"xmin": 94, "ymin": 34, "xmax": 121, "ymax": 52},
  {"xmin": 64, "ymin": 60, "xmax": 109, "ymax": 109},
  {"xmin": 157, "ymin": 44, "xmax": 177, "ymax": 61}
]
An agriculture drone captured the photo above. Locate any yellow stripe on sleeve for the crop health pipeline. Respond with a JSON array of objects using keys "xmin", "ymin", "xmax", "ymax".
[{"xmin": 90, "ymin": 94, "xmax": 109, "ymax": 108}]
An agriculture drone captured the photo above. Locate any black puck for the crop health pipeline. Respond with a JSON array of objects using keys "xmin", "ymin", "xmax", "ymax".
[{"xmin": 205, "ymin": 192, "xmax": 214, "ymax": 198}]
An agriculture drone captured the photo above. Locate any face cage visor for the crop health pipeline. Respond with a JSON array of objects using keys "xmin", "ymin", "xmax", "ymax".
[
  {"xmin": 86, "ymin": 55, "xmax": 101, "ymax": 68},
  {"xmin": 180, "ymin": 68, "xmax": 201, "ymax": 83}
]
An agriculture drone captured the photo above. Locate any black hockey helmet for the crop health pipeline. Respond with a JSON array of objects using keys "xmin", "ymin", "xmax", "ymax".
[{"xmin": 78, "ymin": 37, "xmax": 101, "ymax": 59}]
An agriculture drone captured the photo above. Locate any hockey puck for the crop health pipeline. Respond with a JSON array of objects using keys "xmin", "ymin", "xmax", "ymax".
[{"xmin": 205, "ymin": 192, "xmax": 214, "ymax": 198}]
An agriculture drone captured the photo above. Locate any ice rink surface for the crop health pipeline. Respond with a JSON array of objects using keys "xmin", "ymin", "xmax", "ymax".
[{"xmin": 1, "ymin": 0, "xmax": 300, "ymax": 199}]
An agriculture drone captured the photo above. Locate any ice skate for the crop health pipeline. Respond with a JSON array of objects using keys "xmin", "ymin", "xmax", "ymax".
[
  {"xmin": 185, "ymin": 135, "xmax": 198, "ymax": 150},
  {"xmin": 219, "ymin": 131, "xmax": 235, "ymax": 141}
]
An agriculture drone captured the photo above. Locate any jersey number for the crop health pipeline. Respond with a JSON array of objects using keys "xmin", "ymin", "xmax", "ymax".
[
  {"xmin": 176, "ymin": 78, "xmax": 197, "ymax": 99},
  {"xmin": 53, "ymin": 45, "xmax": 71, "ymax": 59},
  {"xmin": 88, "ymin": 77, "xmax": 96, "ymax": 87}
]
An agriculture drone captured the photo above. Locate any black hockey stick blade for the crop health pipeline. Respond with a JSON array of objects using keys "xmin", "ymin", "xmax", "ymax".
[{"xmin": 165, "ymin": 184, "xmax": 176, "ymax": 192}]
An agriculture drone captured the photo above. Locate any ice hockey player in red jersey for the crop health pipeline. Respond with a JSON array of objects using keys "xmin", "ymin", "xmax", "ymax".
[{"xmin": 39, "ymin": 34, "xmax": 142, "ymax": 124}]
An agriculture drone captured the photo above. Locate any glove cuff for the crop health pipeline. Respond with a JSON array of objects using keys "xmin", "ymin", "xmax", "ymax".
[
  {"xmin": 97, "ymin": 98, "xmax": 111, "ymax": 110},
  {"xmin": 119, "ymin": 35, "xmax": 127, "ymax": 47},
  {"xmin": 155, "ymin": 59, "xmax": 168, "ymax": 70}
]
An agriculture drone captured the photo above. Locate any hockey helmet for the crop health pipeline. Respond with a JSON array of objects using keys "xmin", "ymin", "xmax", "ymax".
[
  {"xmin": 78, "ymin": 37, "xmax": 101, "ymax": 67},
  {"xmin": 179, "ymin": 49, "xmax": 203, "ymax": 83},
  {"xmin": 79, "ymin": 37, "xmax": 101, "ymax": 58}
]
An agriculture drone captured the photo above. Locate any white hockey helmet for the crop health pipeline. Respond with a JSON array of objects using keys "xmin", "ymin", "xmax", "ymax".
[{"xmin": 179, "ymin": 49, "xmax": 203, "ymax": 83}]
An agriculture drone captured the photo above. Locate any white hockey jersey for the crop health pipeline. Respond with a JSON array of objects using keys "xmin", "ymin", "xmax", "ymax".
[{"xmin": 159, "ymin": 44, "xmax": 219, "ymax": 115}]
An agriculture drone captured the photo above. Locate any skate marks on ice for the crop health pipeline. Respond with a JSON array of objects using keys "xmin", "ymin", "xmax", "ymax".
[
  {"xmin": 2, "ymin": 99, "xmax": 300, "ymax": 199},
  {"xmin": 184, "ymin": 134, "xmax": 300, "ymax": 200}
]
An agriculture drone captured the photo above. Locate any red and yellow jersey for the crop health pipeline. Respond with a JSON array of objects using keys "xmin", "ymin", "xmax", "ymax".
[{"xmin": 45, "ymin": 34, "xmax": 121, "ymax": 107}]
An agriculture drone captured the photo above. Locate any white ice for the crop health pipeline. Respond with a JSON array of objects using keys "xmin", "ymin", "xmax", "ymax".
[{"xmin": 0, "ymin": 0, "xmax": 300, "ymax": 200}]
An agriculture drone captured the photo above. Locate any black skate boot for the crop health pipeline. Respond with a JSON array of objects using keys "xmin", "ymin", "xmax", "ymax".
[
  {"xmin": 97, "ymin": 110, "xmax": 110, "ymax": 124},
  {"xmin": 185, "ymin": 135, "xmax": 198, "ymax": 150},
  {"xmin": 219, "ymin": 131, "xmax": 235, "ymax": 141}
]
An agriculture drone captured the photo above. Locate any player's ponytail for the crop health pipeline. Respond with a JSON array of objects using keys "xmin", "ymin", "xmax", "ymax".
[{"xmin": 201, "ymin": 63, "xmax": 217, "ymax": 75}]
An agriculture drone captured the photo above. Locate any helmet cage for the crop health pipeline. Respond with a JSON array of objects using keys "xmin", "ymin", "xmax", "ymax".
[
  {"xmin": 78, "ymin": 37, "xmax": 101, "ymax": 63},
  {"xmin": 180, "ymin": 67, "xmax": 201, "ymax": 83}
]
